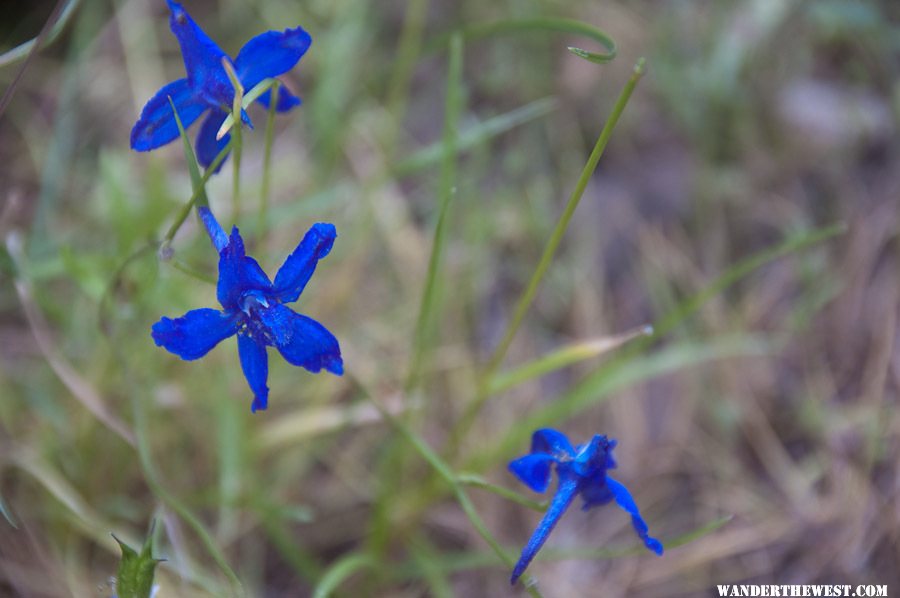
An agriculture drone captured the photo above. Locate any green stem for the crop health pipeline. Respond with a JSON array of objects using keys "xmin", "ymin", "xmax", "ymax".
[
  {"xmin": 222, "ymin": 59, "xmax": 244, "ymax": 216},
  {"xmin": 162, "ymin": 140, "xmax": 232, "ymax": 245},
  {"xmin": 260, "ymin": 80, "xmax": 280, "ymax": 235},
  {"xmin": 457, "ymin": 473, "xmax": 547, "ymax": 511}
]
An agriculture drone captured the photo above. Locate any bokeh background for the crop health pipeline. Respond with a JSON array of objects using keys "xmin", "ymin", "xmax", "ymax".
[{"xmin": 1, "ymin": 0, "xmax": 898, "ymax": 596}]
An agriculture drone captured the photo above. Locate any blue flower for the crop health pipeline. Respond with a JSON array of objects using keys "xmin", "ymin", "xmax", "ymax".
[
  {"xmin": 151, "ymin": 207, "xmax": 342, "ymax": 412},
  {"xmin": 508, "ymin": 428, "xmax": 663, "ymax": 585},
  {"xmin": 131, "ymin": 0, "xmax": 311, "ymax": 171}
]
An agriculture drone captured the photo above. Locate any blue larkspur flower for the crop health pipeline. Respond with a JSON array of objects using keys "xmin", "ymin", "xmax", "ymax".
[
  {"xmin": 151, "ymin": 207, "xmax": 342, "ymax": 412},
  {"xmin": 508, "ymin": 428, "xmax": 663, "ymax": 585},
  {"xmin": 130, "ymin": 0, "xmax": 311, "ymax": 171}
]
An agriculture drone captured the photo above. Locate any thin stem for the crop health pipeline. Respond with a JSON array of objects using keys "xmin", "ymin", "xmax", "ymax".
[
  {"xmin": 482, "ymin": 58, "xmax": 646, "ymax": 378},
  {"xmin": 260, "ymin": 80, "xmax": 280, "ymax": 235},
  {"xmin": 221, "ymin": 58, "xmax": 244, "ymax": 216},
  {"xmin": 162, "ymin": 140, "xmax": 232, "ymax": 245},
  {"xmin": 457, "ymin": 473, "xmax": 547, "ymax": 511}
]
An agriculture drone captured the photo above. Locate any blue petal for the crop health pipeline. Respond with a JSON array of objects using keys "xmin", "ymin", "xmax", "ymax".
[
  {"xmin": 258, "ymin": 303, "xmax": 343, "ymax": 375},
  {"xmin": 151, "ymin": 308, "xmax": 238, "ymax": 360},
  {"xmin": 573, "ymin": 435, "xmax": 616, "ymax": 477},
  {"xmin": 234, "ymin": 27, "xmax": 312, "ymax": 94},
  {"xmin": 579, "ymin": 477, "xmax": 614, "ymax": 511},
  {"xmin": 217, "ymin": 227, "xmax": 273, "ymax": 311},
  {"xmin": 508, "ymin": 453, "xmax": 555, "ymax": 493},
  {"xmin": 196, "ymin": 109, "xmax": 230, "ymax": 172},
  {"xmin": 606, "ymin": 477, "xmax": 664, "ymax": 555},
  {"xmin": 238, "ymin": 333, "xmax": 269, "ymax": 412},
  {"xmin": 166, "ymin": 0, "xmax": 232, "ymax": 107},
  {"xmin": 257, "ymin": 84, "xmax": 301, "ymax": 112},
  {"xmin": 510, "ymin": 477, "xmax": 579, "ymax": 585},
  {"xmin": 198, "ymin": 206, "xmax": 228, "ymax": 253},
  {"xmin": 531, "ymin": 428, "xmax": 576, "ymax": 459},
  {"xmin": 272, "ymin": 223, "xmax": 336, "ymax": 304},
  {"xmin": 130, "ymin": 78, "xmax": 207, "ymax": 151}
]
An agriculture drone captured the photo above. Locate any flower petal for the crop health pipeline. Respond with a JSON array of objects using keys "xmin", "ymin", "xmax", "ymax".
[
  {"xmin": 217, "ymin": 227, "xmax": 273, "ymax": 311},
  {"xmin": 234, "ymin": 27, "xmax": 312, "ymax": 93},
  {"xmin": 151, "ymin": 308, "xmax": 238, "ymax": 360},
  {"xmin": 606, "ymin": 477, "xmax": 664, "ymax": 555},
  {"xmin": 272, "ymin": 223, "xmax": 336, "ymax": 304},
  {"xmin": 166, "ymin": 0, "xmax": 231, "ymax": 106},
  {"xmin": 130, "ymin": 78, "xmax": 207, "ymax": 151},
  {"xmin": 530, "ymin": 428, "xmax": 576, "ymax": 459},
  {"xmin": 510, "ymin": 477, "xmax": 580, "ymax": 585},
  {"xmin": 238, "ymin": 333, "xmax": 269, "ymax": 412},
  {"xmin": 196, "ymin": 109, "xmax": 230, "ymax": 172},
  {"xmin": 508, "ymin": 453, "xmax": 555, "ymax": 493},
  {"xmin": 257, "ymin": 84, "xmax": 301, "ymax": 112},
  {"xmin": 258, "ymin": 304, "xmax": 343, "ymax": 375},
  {"xmin": 579, "ymin": 477, "xmax": 613, "ymax": 511}
]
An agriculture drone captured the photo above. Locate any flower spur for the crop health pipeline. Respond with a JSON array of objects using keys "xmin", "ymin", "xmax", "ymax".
[
  {"xmin": 131, "ymin": 0, "xmax": 311, "ymax": 171},
  {"xmin": 508, "ymin": 428, "xmax": 663, "ymax": 585},
  {"xmin": 151, "ymin": 207, "xmax": 342, "ymax": 412}
]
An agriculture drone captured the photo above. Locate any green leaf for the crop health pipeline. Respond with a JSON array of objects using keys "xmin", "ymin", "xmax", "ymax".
[{"xmin": 113, "ymin": 521, "xmax": 163, "ymax": 598}]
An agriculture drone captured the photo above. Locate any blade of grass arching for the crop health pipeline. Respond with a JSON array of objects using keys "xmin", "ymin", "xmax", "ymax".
[
  {"xmin": 393, "ymin": 97, "xmax": 558, "ymax": 176},
  {"xmin": 221, "ymin": 59, "xmax": 244, "ymax": 216},
  {"xmin": 0, "ymin": 0, "xmax": 80, "ymax": 68},
  {"xmin": 457, "ymin": 473, "xmax": 547, "ymax": 511},
  {"xmin": 0, "ymin": 0, "xmax": 72, "ymax": 118},
  {"xmin": 426, "ymin": 17, "xmax": 616, "ymax": 64},
  {"xmin": 259, "ymin": 80, "xmax": 280, "ymax": 234},
  {"xmin": 469, "ymin": 335, "xmax": 777, "ymax": 472},
  {"xmin": 488, "ymin": 324, "xmax": 654, "ymax": 395},
  {"xmin": 312, "ymin": 553, "xmax": 379, "ymax": 598},
  {"xmin": 404, "ymin": 32, "xmax": 464, "ymax": 394},
  {"xmin": 482, "ymin": 58, "xmax": 645, "ymax": 379}
]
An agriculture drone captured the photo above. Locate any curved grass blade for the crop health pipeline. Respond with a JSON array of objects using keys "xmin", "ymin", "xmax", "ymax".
[
  {"xmin": 428, "ymin": 17, "xmax": 616, "ymax": 64},
  {"xmin": 0, "ymin": 0, "xmax": 80, "ymax": 68},
  {"xmin": 312, "ymin": 553, "xmax": 379, "ymax": 598}
]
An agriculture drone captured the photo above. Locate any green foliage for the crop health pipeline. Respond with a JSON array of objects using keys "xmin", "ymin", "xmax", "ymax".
[{"xmin": 113, "ymin": 524, "xmax": 163, "ymax": 598}]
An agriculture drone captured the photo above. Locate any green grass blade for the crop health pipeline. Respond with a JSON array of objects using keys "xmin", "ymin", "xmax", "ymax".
[
  {"xmin": 483, "ymin": 58, "xmax": 646, "ymax": 377},
  {"xmin": 312, "ymin": 553, "xmax": 378, "ymax": 598},
  {"xmin": 0, "ymin": 0, "xmax": 80, "ymax": 68},
  {"xmin": 405, "ymin": 32, "xmax": 464, "ymax": 393},
  {"xmin": 393, "ymin": 97, "xmax": 557, "ymax": 176},
  {"xmin": 471, "ymin": 334, "xmax": 777, "ymax": 471},
  {"xmin": 428, "ymin": 17, "xmax": 616, "ymax": 64}
]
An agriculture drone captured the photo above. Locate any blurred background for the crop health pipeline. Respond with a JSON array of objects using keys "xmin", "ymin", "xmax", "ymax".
[{"xmin": 1, "ymin": 0, "xmax": 898, "ymax": 596}]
